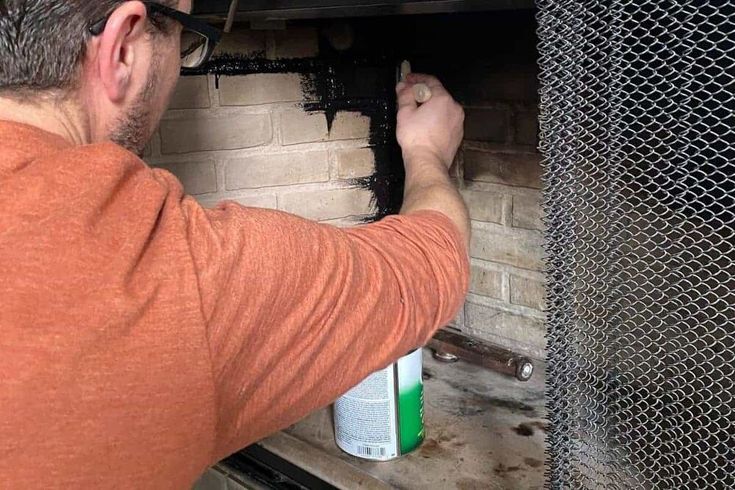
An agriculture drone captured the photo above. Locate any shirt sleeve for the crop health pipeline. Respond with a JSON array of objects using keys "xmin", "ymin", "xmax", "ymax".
[{"xmin": 177, "ymin": 188, "xmax": 469, "ymax": 460}]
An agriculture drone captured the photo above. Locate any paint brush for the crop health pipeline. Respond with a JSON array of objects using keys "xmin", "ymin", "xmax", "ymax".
[{"xmin": 399, "ymin": 60, "xmax": 433, "ymax": 104}]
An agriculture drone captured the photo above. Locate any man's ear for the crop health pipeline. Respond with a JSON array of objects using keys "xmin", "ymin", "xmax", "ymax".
[{"xmin": 95, "ymin": 1, "xmax": 149, "ymax": 103}]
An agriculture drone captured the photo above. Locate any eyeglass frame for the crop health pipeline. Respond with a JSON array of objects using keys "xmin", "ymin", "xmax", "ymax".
[{"xmin": 89, "ymin": 1, "xmax": 222, "ymax": 71}]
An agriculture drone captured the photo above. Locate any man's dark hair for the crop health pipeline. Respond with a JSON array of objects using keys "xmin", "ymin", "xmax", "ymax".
[{"xmin": 0, "ymin": 1, "xmax": 177, "ymax": 94}]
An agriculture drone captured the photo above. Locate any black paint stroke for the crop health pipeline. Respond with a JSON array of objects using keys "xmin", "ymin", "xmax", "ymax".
[{"xmin": 187, "ymin": 52, "xmax": 405, "ymax": 221}]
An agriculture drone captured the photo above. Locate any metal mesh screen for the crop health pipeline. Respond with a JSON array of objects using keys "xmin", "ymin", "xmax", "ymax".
[{"xmin": 538, "ymin": 1, "xmax": 735, "ymax": 488}]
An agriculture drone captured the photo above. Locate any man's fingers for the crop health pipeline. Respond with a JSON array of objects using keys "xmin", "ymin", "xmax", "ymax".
[
  {"xmin": 405, "ymin": 74, "xmax": 449, "ymax": 99},
  {"xmin": 396, "ymin": 82, "xmax": 418, "ymax": 111}
]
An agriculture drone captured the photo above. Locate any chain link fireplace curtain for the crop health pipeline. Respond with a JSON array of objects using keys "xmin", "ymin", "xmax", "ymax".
[{"xmin": 538, "ymin": 1, "xmax": 734, "ymax": 488}]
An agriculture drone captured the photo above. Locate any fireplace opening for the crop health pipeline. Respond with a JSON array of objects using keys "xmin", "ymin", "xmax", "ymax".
[{"xmin": 148, "ymin": 3, "xmax": 734, "ymax": 488}]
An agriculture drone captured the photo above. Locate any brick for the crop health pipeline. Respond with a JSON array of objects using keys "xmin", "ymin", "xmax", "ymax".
[
  {"xmin": 280, "ymin": 188, "xmax": 374, "ymax": 221},
  {"xmin": 214, "ymin": 30, "xmax": 266, "ymax": 56},
  {"xmin": 510, "ymin": 275, "xmax": 546, "ymax": 311},
  {"xmin": 471, "ymin": 226, "xmax": 544, "ymax": 271},
  {"xmin": 515, "ymin": 110, "xmax": 539, "ymax": 146},
  {"xmin": 513, "ymin": 193, "xmax": 544, "ymax": 231},
  {"xmin": 470, "ymin": 265, "xmax": 504, "ymax": 300},
  {"xmin": 330, "ymin": 112, "xmax": 371, "ymax": 141},
  {"xmin": 465, "ymin": 303, "xmax": 546, "ymax": 352},
  {"xmin": 461, "ymin": 189, "xmax": 506, "ymax": 224},
  {"xmin": 280, "ymin": 111, "xmax": 328, "ymax": 145},
  {"xmin": 462, "ymin": 66, "xmax": 539, "ymax": 104},
  {"xmin": 335, "ymin": 148, "xmax": 375, "ymax": 179},
  {"xmin": 464, "ymin": 108, "xmax": 509, "ymax": 143},
  {"xmin": 219, "ymin": 74, "xmax": 309, "ymax": 106},
  {"xmin": 272, "ymin": 28, "xmax": 319, "ymax": 59},
  {"xmin": 153, "ymin": 161, "xmax": 217, "ymax": 195},
  {"xmin": 160, "ymin": 113, "xmax": 272, "ymax": 154},
  {"xmin": 464, "ymin": 150, "xmax": 542, "ymax": 189},
  {"xmin": 168, "ymin": 76, "xmax": 210, "ymax": 110},
  {"xmin": 225, "ymin": 151, "xmax": 329, "ymax": 190}
]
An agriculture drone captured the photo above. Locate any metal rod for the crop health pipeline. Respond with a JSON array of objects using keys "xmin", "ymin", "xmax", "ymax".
[{"xmin": 428, "ymin": 329, "xmax": 535, "ymax": 382}]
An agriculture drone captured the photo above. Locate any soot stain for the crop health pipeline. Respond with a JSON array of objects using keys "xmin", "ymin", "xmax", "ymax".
[
  {"xmin": 479, "ymin": 395, "xmax": 537, "ymax": 416},
  {"xmin": 436, "ymin": 393, "xmax": 537, "ymax": 418},
  {"xmin": 513, "ymin": 421, "xmax": 547, "ymax": 437},
  {"xmin": 419, "ymin": 431, "xmax": 458, "ymax": 459},
  {"xmin": 513, "ymin": 423, "xmax": 535, "ymax": 437},
  {"xmin": 494, "ymin": 463, "xmax": 522, "ymax": 476},
  {"xmin": 443, "ymin": 381, "xmax": 540, "ymax": 416},
  {"xmin": 419, "ymin": 438, "xmax": 443, "ymax": 458}
]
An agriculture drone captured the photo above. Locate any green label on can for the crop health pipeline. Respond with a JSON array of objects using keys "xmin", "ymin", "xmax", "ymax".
[{"xmin": 397, "ymin": 349, "xmax": 425, "ymax": 454}]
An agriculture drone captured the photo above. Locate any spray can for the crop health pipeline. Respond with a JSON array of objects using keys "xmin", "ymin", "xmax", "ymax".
[{"xmin": 334, "ymin": 349, "xmax": 425, "ymax": 461}]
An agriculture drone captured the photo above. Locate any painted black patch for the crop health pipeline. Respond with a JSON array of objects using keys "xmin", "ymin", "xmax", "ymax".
[
  {"xmin": 186, "ymin": 11, "xmax": 538, "ymax": 221},
  {"xmin": 190, "ymin": 53, "xmax": 403, "ymax": 220}
]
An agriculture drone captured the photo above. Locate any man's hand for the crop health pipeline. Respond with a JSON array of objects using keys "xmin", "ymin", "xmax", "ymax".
[
  {"xmin": 396, "ymin": 74, "xmax": 470, "ymax": 248},
  {"xmin": 396, "ymin": 73, "xmax": 465, "ymax": 169}
]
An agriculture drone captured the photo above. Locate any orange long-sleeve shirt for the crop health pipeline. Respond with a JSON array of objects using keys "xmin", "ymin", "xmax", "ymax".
[{"xmin": 0, "ymin": 121, "xmax": 469, "ymax": 488}]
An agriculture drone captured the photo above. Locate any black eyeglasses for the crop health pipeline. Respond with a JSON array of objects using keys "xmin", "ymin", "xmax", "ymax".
[{"xmin": 89, "ymin": 2, "xmax": 222, "ymax": 70}]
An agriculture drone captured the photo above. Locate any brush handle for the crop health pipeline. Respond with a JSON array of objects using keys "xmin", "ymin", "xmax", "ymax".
[
  {"xmin": 412, "ymin": 84, "xmax": 432, "ymax": 104},
  {"xmin": 400, "ymin": 60, "xmax": 433, "ymax": 104}
]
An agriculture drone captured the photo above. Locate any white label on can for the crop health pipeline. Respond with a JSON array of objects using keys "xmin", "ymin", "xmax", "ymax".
[{"xmin": 334, "ymin": 364, "xmax": 398, "ymax": 461}]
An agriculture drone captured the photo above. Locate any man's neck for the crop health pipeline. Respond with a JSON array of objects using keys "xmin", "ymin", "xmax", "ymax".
[{"xmin": 0, "ymin": 95, "xmax": 89, "ymax": 146}]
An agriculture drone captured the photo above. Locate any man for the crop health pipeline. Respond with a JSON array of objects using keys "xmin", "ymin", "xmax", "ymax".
[{"xmin": 0, "ymin": 0, "xmax": 469, "ymax": 487}]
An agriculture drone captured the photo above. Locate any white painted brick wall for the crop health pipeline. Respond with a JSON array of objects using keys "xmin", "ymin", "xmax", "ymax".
[
  {"xmin": 280, "ymin": 187, "xmax": 374, "ymax": 221},
  {"xmin": 167, "ymin": 76, "xmax": 210, "ymax": 110},
  {"xmin": 329, "ymin": 112, "xmax": 371, "ymax": 141},
  {"xmin": 159, "ymin": 111, "xmax": 272, "ymax": 154},
  {"xmin": 218, "ymin": 74, "xmax": 312, "ymax": 106},
  {"xmin": 224, "ymin": 151, "xmax": 329, "ymax": 190},
  {"xmin": 512, "ymin": 193, "xmax": 544, "ymax": 231},
  {"xmin": 334, "ymin": 148, "xmax": 375, "ymax": 179},
  {"xmin": 279, "ymin": 111, "xmax": 328, "ymax": 145},
  {"xmin": 461, "ymin": 189, "xmax": 510, "ymax": 225},
  {"xmin": 470, "ymin": 222, "xmax": 544, "ymax": 271}
]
